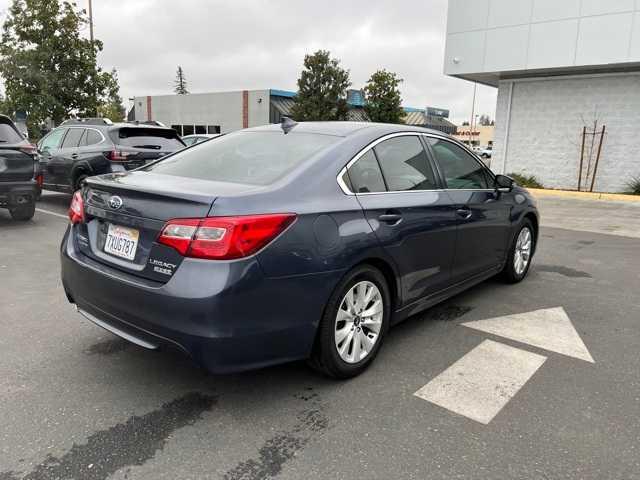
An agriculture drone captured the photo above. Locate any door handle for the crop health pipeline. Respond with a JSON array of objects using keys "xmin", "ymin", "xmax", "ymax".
[
  {"xmin": 378, "ymin": 213, "xmax": 402, "ymax": 225},
  {"xmin": 71, "ymin": 153, "xmax": 78, "ymax": 159},
  {"xmin": 456, "ymin": 207, "xmax": 472, "ymax": 220}
]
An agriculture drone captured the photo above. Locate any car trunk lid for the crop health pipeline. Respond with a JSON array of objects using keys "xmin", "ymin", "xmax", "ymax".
[
  {"xmin": 0, "ymin": 118, "xmax": 35, "ymax": 182},
  {"xmin": 75, "ymin": 172, "xmax": 258, "ymax": 282},
  {"xmin": 0, "ymin": 145, "xmax": 36, "ymax": 182}
]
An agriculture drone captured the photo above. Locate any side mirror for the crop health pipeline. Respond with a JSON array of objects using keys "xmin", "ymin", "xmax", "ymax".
[{"xmin": 494, "ymin": 174, "xmax": 514, "ymax": 192}]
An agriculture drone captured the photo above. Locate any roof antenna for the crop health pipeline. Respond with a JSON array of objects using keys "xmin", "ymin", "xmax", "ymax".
[{"xmin": 280, "ymin": 116, "xmax": 298, "ymax": 134}]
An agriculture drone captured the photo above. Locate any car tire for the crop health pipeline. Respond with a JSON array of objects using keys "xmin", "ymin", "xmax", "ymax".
[
  {"xmin": 502, "ymin": 219, "xmax": 535, "ymax": 283},
  {"xmin": 309, "ymin": 265, "xmax": 391, "ymax": 379},
  {"xmin": 9, "ymin": 201, "xmax": 36, "ymax": 221},
  {"xmin": 73, "ymin": 174, "xmax": 88, "ymax": 192}
]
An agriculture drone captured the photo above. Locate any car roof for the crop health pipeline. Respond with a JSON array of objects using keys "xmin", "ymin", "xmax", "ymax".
[{"xmin": 245, "ymin": 121, "xmax": 447, "ymax": 138}]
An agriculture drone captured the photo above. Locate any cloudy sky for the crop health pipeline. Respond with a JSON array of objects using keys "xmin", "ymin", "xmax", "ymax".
[{"xmin": 0, "ymin": 0, "xmax": 497, "ymax": 124}]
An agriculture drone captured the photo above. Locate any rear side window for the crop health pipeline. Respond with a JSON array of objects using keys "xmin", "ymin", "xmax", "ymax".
[
  {"xmin": 84, "ymin": 129, "xmax": 103, "ymax": 146},
  {"xmin": 61, "ymin": 128, "xmax": 84, "ymax": 148},
  {"xmin": 0, "ymin": 122, "xmax": 23, "ymax": 144},
  {"xmin": 113, "ymin": 128, "xmax": 184, "ymax": 151},
  {"xmin": 147, "ymin": 131, "xmax": 339, "ymax": 186},
  {"xmin": 374, "ymin": 136, "xmax": 438, "ymax": 191},
  {"xmin": 427, "ymin": 138, "xmax": 490, "ymax": 189},
  {"xmin": 347, "ymin": 150, "xmax": 386, "ymax": 193}
]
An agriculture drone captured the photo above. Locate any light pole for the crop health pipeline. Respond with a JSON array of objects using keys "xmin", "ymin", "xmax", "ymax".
[
  {"xmin": 469, "ymin": 82, "xmax": 477, "ymax": 147},
  {"xmin": 88, "ymin": 0, "xmax": 94, "ymax": 42}
]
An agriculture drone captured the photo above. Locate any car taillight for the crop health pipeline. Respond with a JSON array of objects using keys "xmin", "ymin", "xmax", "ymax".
[
  {"xmin": 157, "ymin": 214, "xmax": 296, "ymax": 260},
  {"xmin": 108, "ymin": 150, "xmax": 133, "ymax": 162},
  {"xmin": 36, "ymin": 173, "xmax": 43, "ymax": 187},
  {"xmin": 68, "ymin": 190, "xmax": 85, "ymax": 224}
]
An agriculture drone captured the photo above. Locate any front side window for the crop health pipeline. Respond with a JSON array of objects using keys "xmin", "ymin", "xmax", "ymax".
[
  {"xmin": 40, "ymin": 128, "xmax": 66, "ymax": 151},
  {"xmin": 374, "ymin": 136, "xmax": 437, "ymax": 191},
  {"xmin": 347, "ymin": 150, "xmax": 386, "ymax": 193},
  {"xmin": 427, "ymin": 138, "xmax": 491, "ymax": 189},
  {"xmin": 147, "ymin": 131, "xmax": 339, "ymax": 186}
]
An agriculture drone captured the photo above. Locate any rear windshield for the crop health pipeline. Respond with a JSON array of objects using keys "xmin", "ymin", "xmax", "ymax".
[
  {"xmin": 0, "ymin": 122, "xmax": 23, "ymax": 144},
  {"xmin": 112, "ymin": 128, "xmax": 184, "ymax": 150},
  {"xmin": 146, "ymin": 131, "xmax": 339, "ymax": 185}
]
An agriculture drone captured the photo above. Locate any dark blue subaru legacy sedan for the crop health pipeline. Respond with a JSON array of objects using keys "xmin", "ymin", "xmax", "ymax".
[{"xmin": 61, "ymin": 121, "xmax": 539, "ymax": 378}]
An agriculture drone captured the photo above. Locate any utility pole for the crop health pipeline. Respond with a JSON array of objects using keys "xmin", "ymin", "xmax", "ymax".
[{"xmin": 88, "ymin": 0, "xmax": 94, "ymax": 42}]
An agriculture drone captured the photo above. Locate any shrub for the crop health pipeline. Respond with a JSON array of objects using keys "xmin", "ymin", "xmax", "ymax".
[
  {"xmin": 507, "ymin": 173, "xmax": 544, "ymax": 189},
  {"xmin": 625, "ymin": 176, "xmax": 640, "ymax": 195}
]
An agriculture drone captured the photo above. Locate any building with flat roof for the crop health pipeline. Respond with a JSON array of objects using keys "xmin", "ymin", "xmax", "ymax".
[
  {"xmin": 132, "ymin": 89, "xmax": 457, "ymax": 136},
  {"xmin": 452, "ymin": 124, "xmax": 495, "ymax": 149},
  {"xmin": 445, "ymin": 0, "xmax": 640, "ymax": 192}
]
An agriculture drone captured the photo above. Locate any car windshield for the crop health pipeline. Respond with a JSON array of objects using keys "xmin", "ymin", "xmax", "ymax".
[
  {"xmin": 146, "ymin": 131, "xmax": 339, "ymax": 185},
  {"xmin": 0, "ymin": 122, "xmax": 23, "ymax": 144}
]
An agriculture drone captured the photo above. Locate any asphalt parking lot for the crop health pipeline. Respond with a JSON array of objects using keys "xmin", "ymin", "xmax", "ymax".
[{"xmin": 1, "ymin": 192, "xmax": 639, "ymax": 480}]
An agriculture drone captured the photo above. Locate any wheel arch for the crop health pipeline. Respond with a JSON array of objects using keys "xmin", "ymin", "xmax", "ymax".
[
  {"xmin": 523, "ymin": 211, "xmax": 539, "ymax": 253},
  {"xmin": 70, "ymin": 162, "xmax": 93, "ymax": 188},
  {"xmin": 349, "ymin": 256, "xmax": 400, "ymax": 314}
]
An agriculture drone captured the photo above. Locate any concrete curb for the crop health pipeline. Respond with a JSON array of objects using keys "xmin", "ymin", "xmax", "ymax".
[{"xmin": 528, "ymin": 188, "xmax": 640, "ymax": 203}]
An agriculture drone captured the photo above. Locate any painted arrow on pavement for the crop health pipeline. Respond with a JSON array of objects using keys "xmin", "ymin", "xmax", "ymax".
[{"xmin": 414, "ymin": 307, "xmax": 594, "ymax": 424}]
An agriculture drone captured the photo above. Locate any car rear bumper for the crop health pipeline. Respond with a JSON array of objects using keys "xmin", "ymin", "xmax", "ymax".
[
  {"xmin": 60, "ymin": 226, "xmax": 343, "ymax": 374},
  {"xmin": 0, "ymin": 180, "xmax": 37, "ymax": 208}
]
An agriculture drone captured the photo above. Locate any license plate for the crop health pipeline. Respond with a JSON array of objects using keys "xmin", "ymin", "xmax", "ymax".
[{"xmin": 104, "ymin": 224, "xmax": 139, "ymax": 261}]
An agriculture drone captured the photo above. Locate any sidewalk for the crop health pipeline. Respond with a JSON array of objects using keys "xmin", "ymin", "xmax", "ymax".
[
  {"xmin": 533, "ymin": 194, "xmax": 640, "ymax": 239},
  {"xmin": 528, "ymin": 188, "xmax": 640, "ymax": 203}
]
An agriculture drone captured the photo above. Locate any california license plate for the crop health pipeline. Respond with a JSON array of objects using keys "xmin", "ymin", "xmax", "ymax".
[{"xmin": 104, "ymin": 224, "xmax": 139, "ymax": 261}]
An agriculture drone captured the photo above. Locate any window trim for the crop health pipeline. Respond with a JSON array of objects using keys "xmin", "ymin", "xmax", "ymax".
[{"xmin": 337, "ymin": 132, "xmax": 495, "ymax": 195}]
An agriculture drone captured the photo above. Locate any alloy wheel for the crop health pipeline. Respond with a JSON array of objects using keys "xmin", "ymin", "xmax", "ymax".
[
  {"xmin": 514, "ymin": 227, "xmax": 532, "ymax": 275},
  {"xmin": 334, "ymin": 280, "xmax": 383, "ymax": 364}
]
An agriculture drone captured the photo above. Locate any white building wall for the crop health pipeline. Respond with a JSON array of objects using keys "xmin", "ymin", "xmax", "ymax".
[
  {"xmin": 493, "ymin": 73, "xmax": 640, "ymax": 192},
  {"xmin": 133, "ymin": 90, "xmax": 271, "ymax": 133},
  {"xmin": 445, "ymin": 0, "xmax": 640, "ymax": 80}
]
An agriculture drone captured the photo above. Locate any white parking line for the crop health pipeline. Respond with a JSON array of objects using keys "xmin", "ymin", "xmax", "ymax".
[
  {"xmin": 414, "ymin": 340, "xmax": 547, "ymax": 424},
  {"xmin": 35, "ymin": 208, "xmax": 68, "ymax": 220}
]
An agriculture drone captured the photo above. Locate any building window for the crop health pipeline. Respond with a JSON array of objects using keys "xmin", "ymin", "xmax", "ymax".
[
  {"xmin": 208, "ymin": 125, "xmax": 221, "ymax": 134},
  {"xmin": 182, "ymin": 125, "xmax": 194, "ymax": 136},
  {"xmin": 171, "ymin": 125, "xmax": 183, "ymax": 136},
  {"xmin": 195, "ymin": 125, "xmax": 206, "ymax": 134}
]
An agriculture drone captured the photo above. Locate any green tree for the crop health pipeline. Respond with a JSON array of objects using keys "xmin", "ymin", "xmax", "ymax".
[
  {"xmin": 174, "ymin": 66, "xmax": 188, "ymax": 94},
  {"xmin": 0, "ymin": 0, "xmax": 117, "ymax": 133},
  {"xmin": 97, "ymin": 69, "xmax": 125, "ymax": 122},
  {"xmin": 363, "ymin": 69, "xmax": 404, "ymax": 124},
  {"xmin": 478, "ymin": 114, "xmax": 493, "ymax": 126},
  {"xmin": 290, "ymin": 50, "xmax": 351, "ymax": 121}
]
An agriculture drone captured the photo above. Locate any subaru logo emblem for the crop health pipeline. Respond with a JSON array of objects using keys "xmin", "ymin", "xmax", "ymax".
[{"xmin": 108, "ymin": 196, "xmax": 123, "ymax": 210}]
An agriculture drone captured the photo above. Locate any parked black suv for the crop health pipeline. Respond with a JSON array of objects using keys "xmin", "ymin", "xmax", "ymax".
[
  {"xmin": 38, "ymin": 118, "xmax": 185, "ymax": 193},
  {"xmin": 0, "ymin": 114, "xmax": 40, "ymax": 220}
]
